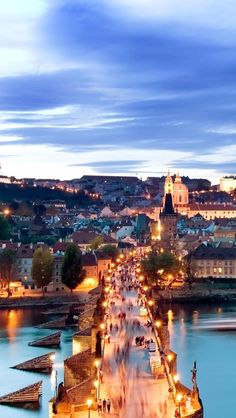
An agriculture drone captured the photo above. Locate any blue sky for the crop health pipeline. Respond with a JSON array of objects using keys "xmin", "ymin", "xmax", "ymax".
[{"xmin": 1, "ymin": 0, "xmax": 236, "ymax": 182}]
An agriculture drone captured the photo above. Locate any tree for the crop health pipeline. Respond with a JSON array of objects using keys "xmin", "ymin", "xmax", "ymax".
[
  {"xmin": 141, "ymin": 251, "xmax": 160, "ymax": 285},
  {"xmin": 34, "ymin": 204, "xmax": 47, "ymax": 216},
  {"xmin": 141, "ymin": 250, "xmax": 180, "ymax": 287},
  {"xmin": 0, "ymin": 249, "xmax": 16, "ymax": 296},
  {"xmin": 183, "ymin": 253, "xmax": 198, "ymax": 289},
  {"xmin": 101, "ymin": 244, "xmax": 120, "ymax": 261},
  {"xmin": 32, "ymin": 247, "xmax": 54, "ymax": 295},
  {"xmin": 61, "ymin": 243, "xmax": 86, "ymax": 292},
  {"xmin": 0, "ymin": 216, "xmax": 11, "ymax": 240},
  {"xmin": 16, "ymin": 202, "xmax": 34, "ymax": 217},
  {"xmin": 89, "ymin": 236, "xmax": 103, "ymax": 251}
]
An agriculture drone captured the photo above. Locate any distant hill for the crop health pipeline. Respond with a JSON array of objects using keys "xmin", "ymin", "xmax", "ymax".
[{"xmin": 0, "ymin": 183, "xmax": 93, "ymax": 207}]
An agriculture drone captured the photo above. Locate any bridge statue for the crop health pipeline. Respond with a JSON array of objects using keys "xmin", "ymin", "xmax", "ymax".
[{"xmin": 191, "ymin": 361, "xmax": 198, "ymax": 392}]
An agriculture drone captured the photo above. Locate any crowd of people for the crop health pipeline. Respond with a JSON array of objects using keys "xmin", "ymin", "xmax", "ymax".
[{"xmin": 97, "ymin": 261, "xmax": 173, "ymax": 417}]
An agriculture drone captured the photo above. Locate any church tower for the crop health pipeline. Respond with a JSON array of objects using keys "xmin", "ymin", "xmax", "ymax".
[
  {"xmin": 164, "ymin": 171, "xmax": 174, "ymax": 195},
  {"xmin": 160, "ymin": 193, "xmax": 178, "ymax": 251}
]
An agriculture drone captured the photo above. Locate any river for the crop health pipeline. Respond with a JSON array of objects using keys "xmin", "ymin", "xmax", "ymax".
[
  {"xmin": 0, "ymin": 304, "xmax": 236, "ymax": 418},
  {"xmin": 170, "ymin": 302, "xmax": 236, "ymax": 418},
  {"xmin": 0, "ymin": 308, "xmax": 74, "ymax": 418}
]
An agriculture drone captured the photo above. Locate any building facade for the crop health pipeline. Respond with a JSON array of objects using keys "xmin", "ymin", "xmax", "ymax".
[
  {"xmin": 190, "ymin": 245, "xmax": 236, "ymax": 279},
  {"xmin": 220, "ymin": 176, "xmax": 236, "ymax": 193}
]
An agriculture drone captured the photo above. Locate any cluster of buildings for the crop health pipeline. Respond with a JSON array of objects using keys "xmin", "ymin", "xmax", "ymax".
[{"xmin": 1, "ymin": 171, "xmax": 236, "ymax": 290}]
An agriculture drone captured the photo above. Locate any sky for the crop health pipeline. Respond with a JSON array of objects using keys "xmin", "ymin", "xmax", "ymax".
[{"xmin": 1, "ymin": 0, "xmax": 236, "ymax": 183}]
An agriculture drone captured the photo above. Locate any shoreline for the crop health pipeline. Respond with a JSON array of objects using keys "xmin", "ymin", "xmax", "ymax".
[
  {"xmin": 0, "ymin": 293, "xmax": 87, "ymax": 309},
  {"xmin": 153, "ymin": 285, "xmax": 236, "ymax": 303}
]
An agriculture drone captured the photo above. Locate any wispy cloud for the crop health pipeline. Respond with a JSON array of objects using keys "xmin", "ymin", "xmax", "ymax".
[{"xmin": 0, "ymin": 0, "xmax": 236, "ymax": 181}]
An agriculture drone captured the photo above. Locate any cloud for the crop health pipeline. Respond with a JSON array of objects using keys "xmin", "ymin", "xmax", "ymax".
[{"xmin": 1, "ymin": 0, "xmax": 236, "ymax": 181}]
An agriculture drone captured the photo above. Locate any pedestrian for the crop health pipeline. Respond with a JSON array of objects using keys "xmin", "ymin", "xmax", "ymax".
[
  {"xmin": 98, "ymin": 399, "xmax": 102, "ymax": 413},
  {"xmin": 107, "ymin": 398, "xmax": 111, "ymax": 413},
  {"xmin": 103, "ymin": 398, "xmax": 107, "ymax": 412}
]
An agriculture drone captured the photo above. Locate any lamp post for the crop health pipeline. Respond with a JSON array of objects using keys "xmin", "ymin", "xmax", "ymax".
[
  {"xmin": 87, "ymin": 399, "xmax": 92, "ymax": 418},
  {"xmin": 93, "ymin": 380, "xmax": 99, "ymax": 401},
  {"xmin": 176, "ymin": 393, "xmax": 182, "ymax": 417},
  {"xmin": 94, "ymin": 359, "xmax": 101, "ymax": 399}
]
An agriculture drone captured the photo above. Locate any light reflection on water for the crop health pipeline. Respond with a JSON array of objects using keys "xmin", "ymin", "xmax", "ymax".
[
  {"xmin": 0, "ymin": 308, "xmax": 74, "ymax": 418},
  {"xmin": 170, "ymin": 303, "xmax": 236, "ymax": 418},
  {"xmin": 1, "ymin": 305, "xmax": 236, "ymax": 418}
]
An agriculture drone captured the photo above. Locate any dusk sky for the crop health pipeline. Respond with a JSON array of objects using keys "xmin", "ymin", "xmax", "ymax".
[{"xmin": 1, "ymin": 0, "xmax": 236, "ymax": 182}]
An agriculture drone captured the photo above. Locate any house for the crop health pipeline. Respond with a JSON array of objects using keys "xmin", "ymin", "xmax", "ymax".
[
  {"xmin": 16, "ymin": 244, "xmax": 34, "ymax": 288},
  {"xmin": 187, "ymin": 203, "xmax": 236, "ymax": 220},
  {"xmin": 95, "ymin": 251, "xmax": 112, "ymax": 281},
  {"xmin": 189, "ymin": 244, "xmax": 236, "ymax": 279},
  {"xmin": 51, "ymin": 253, "xmax": 69, "ymax": 292},
  {"xmin": 69, "ymin": 231, "xmax": 117, "ymax": 252},
  {"xmin": 110, "ymin": 219, "xmax": 135, "ymax": 241}
]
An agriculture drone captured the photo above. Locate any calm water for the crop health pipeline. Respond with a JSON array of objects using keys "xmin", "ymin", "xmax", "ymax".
[
  {"xmin": 170, "ymin": 303, "xmax": 236, "ymax": 418},
  {"xmin": 0, "ymin": 308, "xmax": 74, "ymax": 418},
  {"xmin": 1, "ymin": 305, "xmax": 236, "ymax": 418}
]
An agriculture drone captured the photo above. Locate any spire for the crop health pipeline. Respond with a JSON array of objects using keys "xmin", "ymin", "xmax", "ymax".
[
  {"xmin": 175, "ymin": 171, "xmax": 181, "ymax": 183},
  {"xmin": 163, "ymin": 193, "xmax": 175, "ymax": 215}
]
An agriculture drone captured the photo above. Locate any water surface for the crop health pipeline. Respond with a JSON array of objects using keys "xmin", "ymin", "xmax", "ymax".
[
  {"xmin": 170, "ymin": 303, "xmax": 236, "ymax": 418},
  {"xmin": 0, "ymin": 308, "xmax": 74, "ymax": 418}
]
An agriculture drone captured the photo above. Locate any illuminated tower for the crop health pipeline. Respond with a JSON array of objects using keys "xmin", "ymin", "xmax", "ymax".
[{"xmin": 160, "ymin": 193, "xmax": 178, "ymax": 250}]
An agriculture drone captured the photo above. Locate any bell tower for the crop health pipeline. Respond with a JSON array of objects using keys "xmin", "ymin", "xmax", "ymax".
[
  {"xmin": 160, "ymin": 193, "xmax": 178, "ymax": 251},
  {"xmin": 164, "ymin": 171, "xmax": 174, "ymax": 195}
]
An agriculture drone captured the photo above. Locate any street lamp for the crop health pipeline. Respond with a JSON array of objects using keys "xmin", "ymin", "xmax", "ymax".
[
  {"xmin": 87, "ymin": 399, "xmax": 92, "ymax": 418},
  {"xmin": 167, "ymin": 353, "xmax": 173, "ymax": 373},
  {"xmin": 173, "ymin": 373, "xmax": 179, "ymax": 384},
  {"xmin": 176, "ymin": 393, "xmax": 182, "ymax": 416},
  {"xmin": 93, "ymin": 380, "xmax": 99, "ymax": 401},
  {"xmin": 94, "ymin": 359, "xmax": 101, "ymax": 399},
  {"xmin": 100, "ymin": 323, "xmax": 105, "ymax": 331}
]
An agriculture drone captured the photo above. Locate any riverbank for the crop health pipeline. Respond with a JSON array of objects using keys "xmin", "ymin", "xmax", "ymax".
[
  {"xmin": 153, "ymin": 283, "xmax": 236, "ymax": 303},
  {"xmin": 0, "ymin": 293, "xmax": 88, "ymax": 309}
]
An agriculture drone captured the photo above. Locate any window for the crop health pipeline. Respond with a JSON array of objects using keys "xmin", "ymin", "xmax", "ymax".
[
  {"xmin": 218, "ymin": 268, "xmax": 222, "ymax": 274},
  {"xmin": 213, "ymin": 268, "xmax": 217, "ymax": 274}
]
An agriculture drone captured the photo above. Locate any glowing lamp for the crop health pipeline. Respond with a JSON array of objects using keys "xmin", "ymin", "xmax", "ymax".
[
  {"xmin": 87, "ymin": 399, "xmax": 92, "ymax": 408},
  {"xmin": 176, "ymin": 393, "xmax": 182, "ymax": 403},
  {"xmin": 167, "ymin": 354, "xmax": 173, "ymax": 362},
  {"xmin": 173, "ymin": 374, "xmax": 179, "ymax": 383}
]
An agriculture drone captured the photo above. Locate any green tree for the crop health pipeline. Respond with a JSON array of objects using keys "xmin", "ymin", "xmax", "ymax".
[
  {"xmin": 89, "ymin": 236, "xmax": 103, "ymax": 250},
  {"xmin": 32, "ymin": 247, "xmax": 54, "ymax": 295},
  {"xmin": 61, "ymin": 243, "xmax": 86, "ymax": 292},
  {"xmin": 101, "ymin": 244, "xmax": 120, "ymax": 261},
  {"xmin": 183, "ymin": 253, "xmax": 198, "ymax": 289},
  {"xmin": 0, "ymin": 216, "xmax": 11, "ymax": 240},
  {"xmin": 141, "ymin": 250, "xmax": 180, "ymax": 287},
  {"xmin": 0, "ymin": 249, "xmax": 16, "ymax": 296},
  {"xmin": 141, "ymin": 251, "xmax": 160, "ymax": 285}
]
